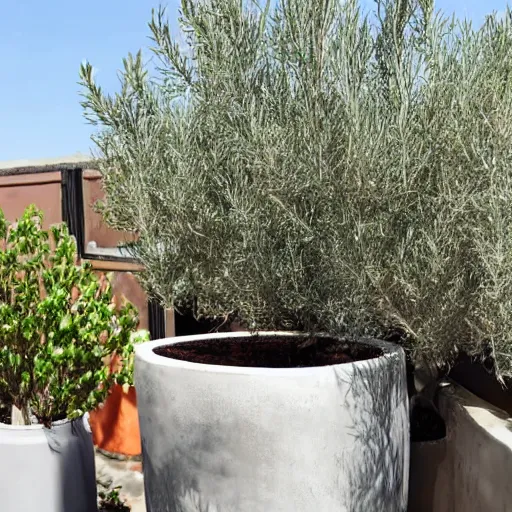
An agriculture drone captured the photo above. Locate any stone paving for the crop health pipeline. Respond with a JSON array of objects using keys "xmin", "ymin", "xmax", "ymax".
[{"xmin": 95, "ymin": 450, "xmax": 146, "ymax": 512}]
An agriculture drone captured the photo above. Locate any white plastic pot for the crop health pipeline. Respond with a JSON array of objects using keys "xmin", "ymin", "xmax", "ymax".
[
  {"xmin": 136, "ymin": 332, "xmax": 409, "ymax": 512},
  {"xmin": 0, "ymin": 415, "xmax": 98, "ymax": 512}
]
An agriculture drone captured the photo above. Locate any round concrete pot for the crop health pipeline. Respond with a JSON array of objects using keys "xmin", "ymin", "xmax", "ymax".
[
  {"xmin": 136, "ymin": 331, "xmax": 409, "ymax": 512},
  {"xmin": 0, "ymin": 416, "xmax": 98, "ymax": 512}
]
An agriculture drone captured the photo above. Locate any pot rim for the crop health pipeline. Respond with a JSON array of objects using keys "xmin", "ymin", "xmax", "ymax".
[
  {"xmin": 0, "ymin": 416, "xmax": 81, "ymax": 430},
  {"xmin": 135, "ymin": 330, "xmax": 403, "ymax": 377}
]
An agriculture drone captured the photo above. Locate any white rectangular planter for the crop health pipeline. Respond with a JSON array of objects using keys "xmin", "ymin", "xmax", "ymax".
[
  {"xmin": 416, "ymin": 381, "xmax": 512, "ymax": 512},
  {"xmin": 135, "ymin": 331, "xmax": 409, "ymax": 512}
]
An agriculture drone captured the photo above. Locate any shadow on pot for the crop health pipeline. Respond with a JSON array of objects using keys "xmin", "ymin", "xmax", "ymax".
[
  {"xmin": 335, "ymin": 352, "xmax": 409, "ymax": 512},
  {"xmin": 45, "ymin": 417, "xmax": 98, "ymax": 512},
  {"xmin": 141, "ymin": 433, "xmax": 231, "ymax": 512}
]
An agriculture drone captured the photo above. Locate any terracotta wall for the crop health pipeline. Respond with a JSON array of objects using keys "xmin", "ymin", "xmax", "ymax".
[
  {"xmin": 82, "ymin": 169, "xmax": 137, "ymax": 249},
  {"xmin": 0, "ymin": 172, "xmax": 62, "ymax": 228},
  {"xmin": 80, "ymin": 169, "xmax": 148, "ymax": 330},
  {"xmin": 99, "ymin": 270, "xmax": 149, "ymax": 331},
  {"xmin": 0, "ymin": 168, "xmax": 149, "ymax": 331}
]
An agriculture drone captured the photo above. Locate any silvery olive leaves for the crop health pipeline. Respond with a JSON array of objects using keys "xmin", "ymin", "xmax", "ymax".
[{"xmin": 81, "ymin": 0, "xmax": 512, "ymax": 379}]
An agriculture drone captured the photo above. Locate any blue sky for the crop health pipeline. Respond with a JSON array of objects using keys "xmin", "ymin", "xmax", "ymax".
[{"xmin": 0, "ymin": 0, "xmax": 509, "ymax": 161}]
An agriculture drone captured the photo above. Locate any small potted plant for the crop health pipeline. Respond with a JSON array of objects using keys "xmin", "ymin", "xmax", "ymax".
[
  {"xmin": 90, "ymin": 329, "xmax": 150, "ymax": 457},
  {"xmin": 98, "ymin": 486, "xmax": 131, "ymax": 511},
  {"xmin": 0, "ymin": 205, "xmax": 142, "ymax": 512}
]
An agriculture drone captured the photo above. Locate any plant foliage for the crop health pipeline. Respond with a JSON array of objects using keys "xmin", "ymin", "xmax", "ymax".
[
  {"xmin": 115, "ymin": 329, "xmax": 150, "ymax": 388},
  {"xmin": 99, "ymin": 486, "xmax": 130, "ymax": 512},
  {"xmin": 0, "ymin": 206, "xmax": 140, "ymax": 424},
  {"xmin": 80, "ymin": 0, "xmax": 512, "ymax": 379}
]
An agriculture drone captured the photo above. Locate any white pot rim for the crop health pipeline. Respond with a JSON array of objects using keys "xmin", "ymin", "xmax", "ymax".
[
  {"xmin": 0, "ymin": 422, "xmax": 45, "ymax": 431},
  {"xmin": 136, "ymin": 330, "xmax": 403, "ymax": 377},
  {"xmin": 0, "ymin": 416, "xmax": 81, "ymax": 431}
]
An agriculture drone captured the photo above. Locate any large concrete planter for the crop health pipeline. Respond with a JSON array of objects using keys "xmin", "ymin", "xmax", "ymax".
[
  {"xmin": 136, "ymin": 331, "xmax": 409, "ymax": 512},
  {"xmin": 0, "ymin": 416, "xmax": 98, "ymax": 512}
]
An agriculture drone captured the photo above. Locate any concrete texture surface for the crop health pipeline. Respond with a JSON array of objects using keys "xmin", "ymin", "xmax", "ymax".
[
  {"xmin": 415, "ymin": 380, "xmax": 512, "ymax": 512},
  {"xmin": 96, "ymin": 451, "xmax": 146, "ymax": 512},
  {"xmin": 135, "ymin": 331, "xmax": 409, "ymax": 512}
]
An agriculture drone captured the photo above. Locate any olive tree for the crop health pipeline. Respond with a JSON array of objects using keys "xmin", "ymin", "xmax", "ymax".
[{"xmin": 80, "ymin": 0, "xmax": 512, "ymax": 379}]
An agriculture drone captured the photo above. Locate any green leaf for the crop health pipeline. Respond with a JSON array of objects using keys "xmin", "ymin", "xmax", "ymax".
[{"xmin": 59, "ymin": 314, "xmax": 72, "ymax": 331}]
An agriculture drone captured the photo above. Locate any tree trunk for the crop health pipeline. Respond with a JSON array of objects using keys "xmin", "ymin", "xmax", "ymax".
[{"xmin": 11, "ymin": 404, "xmax": 30, "ymax": 425}]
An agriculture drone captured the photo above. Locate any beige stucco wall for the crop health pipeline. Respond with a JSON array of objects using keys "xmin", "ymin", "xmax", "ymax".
[{"xmin": 414, "ymin": 381, "xmax": 512, "ymax": 512}]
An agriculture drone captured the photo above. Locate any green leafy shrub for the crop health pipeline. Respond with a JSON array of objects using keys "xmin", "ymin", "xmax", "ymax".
[
  {"xmin": 0, "ymin": 206, "xmax": 141, "ymax": 425},
  {"xmin": 114, "ymin": 329, "xmax": 150, "ymax": 389},
  {"xmin": 80, "ymin": 0, "xmax": 512, "ymax": 379}
]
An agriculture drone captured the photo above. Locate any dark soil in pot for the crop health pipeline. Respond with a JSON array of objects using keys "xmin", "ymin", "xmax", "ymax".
[{"xmin": 154, "ymin": 335, "xmax": 383, "ymax": 368}]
